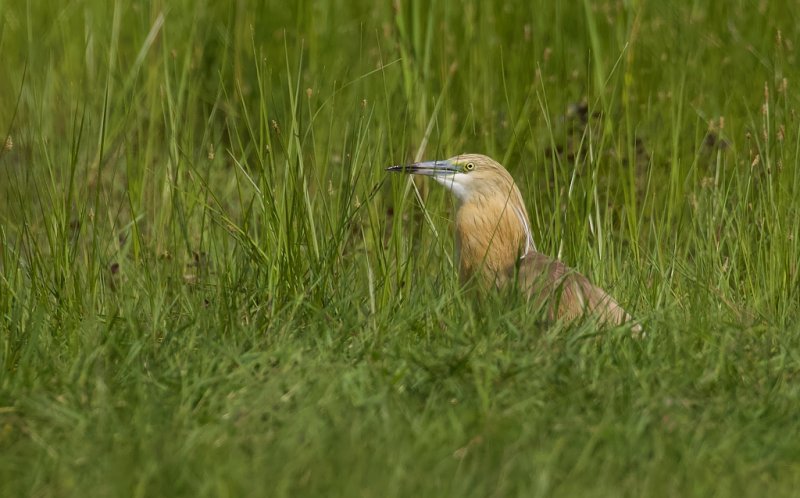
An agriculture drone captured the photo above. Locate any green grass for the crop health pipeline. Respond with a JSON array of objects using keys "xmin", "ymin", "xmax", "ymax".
[{"xmin": 2, "ymin": 0, "xmax": 800, "ymax": 496}]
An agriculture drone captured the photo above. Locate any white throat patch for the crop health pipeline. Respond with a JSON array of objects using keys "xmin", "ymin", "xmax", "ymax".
[{"xmin": 433, "ymin": 173, "xmax": 472, "ymax": 202}]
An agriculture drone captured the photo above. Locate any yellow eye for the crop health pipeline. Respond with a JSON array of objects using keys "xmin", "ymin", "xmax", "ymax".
[{"xmin": 465, "ymin": 162, "xmax": 475, "ymax": 171}]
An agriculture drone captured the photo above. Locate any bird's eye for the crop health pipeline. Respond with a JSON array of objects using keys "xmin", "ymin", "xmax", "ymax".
[{"xmin": 465, "ymin": 162, "xmax": 475, "ymax": 171}]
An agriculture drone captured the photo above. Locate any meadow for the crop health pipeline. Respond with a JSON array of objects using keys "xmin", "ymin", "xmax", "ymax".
[{"xmin": 1, "ymin": 1, "xmax": 799, "ymax": 496}]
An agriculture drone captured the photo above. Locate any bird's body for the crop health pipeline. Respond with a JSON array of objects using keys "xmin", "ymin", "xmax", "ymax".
[{"xmin": 388, "ymin": 153, "xmax": 640, "ymax": 332}]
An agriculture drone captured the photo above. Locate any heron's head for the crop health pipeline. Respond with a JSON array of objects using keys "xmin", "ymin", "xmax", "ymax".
[{"xmin": 387, "ymin": 153, "xmax": 517, "ymax": 203}]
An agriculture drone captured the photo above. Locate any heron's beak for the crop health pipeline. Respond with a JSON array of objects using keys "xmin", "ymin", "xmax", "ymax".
[{"xmin": 386, "ymin": 159, "xmax": 457, "ymax": 177}]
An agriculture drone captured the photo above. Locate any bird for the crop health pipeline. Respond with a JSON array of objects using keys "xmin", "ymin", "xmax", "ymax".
[{"xmin": 387, "ymin": 153, "xmax": 641, "ymax": 333}]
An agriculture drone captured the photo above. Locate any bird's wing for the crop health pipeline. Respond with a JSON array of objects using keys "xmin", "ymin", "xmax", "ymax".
[{"xmin": 513, "ymin": 252, "xmax": 635, "ymax": 328}]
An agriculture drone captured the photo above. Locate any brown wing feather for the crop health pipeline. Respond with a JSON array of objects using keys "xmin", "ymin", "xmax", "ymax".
[{"xmin": 513, "ymin": 251, "xmax": 639, "ymax": 331}]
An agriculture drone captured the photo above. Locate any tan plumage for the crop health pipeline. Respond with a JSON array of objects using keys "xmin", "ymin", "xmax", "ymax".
[{"xmin": 388, "ymin": 153, "xmax": 641, "ymax": 333}]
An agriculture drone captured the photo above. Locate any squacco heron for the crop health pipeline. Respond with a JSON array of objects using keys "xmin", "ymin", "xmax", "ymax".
[{"xmin": 388, "ymin": 153, "xmax": 641, "ymax": 333}]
